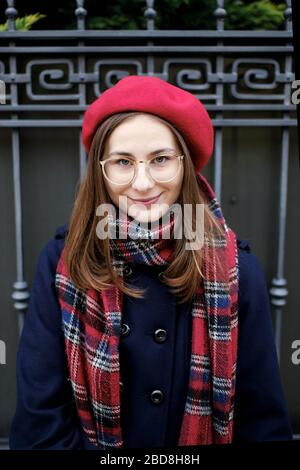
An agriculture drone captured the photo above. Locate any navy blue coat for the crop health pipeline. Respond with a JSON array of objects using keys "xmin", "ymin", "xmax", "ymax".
[{"xmin": 9, "ymin": 224, "xmax": 293, "ymax": 449}]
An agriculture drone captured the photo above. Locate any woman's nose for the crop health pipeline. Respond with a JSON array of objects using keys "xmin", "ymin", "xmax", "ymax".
[{"xmin": 131, "ymin": 163, "xmax": 155, "ymax": 191}]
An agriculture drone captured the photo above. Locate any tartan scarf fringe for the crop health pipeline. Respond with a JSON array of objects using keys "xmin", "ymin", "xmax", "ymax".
[{"xmin": 55, "ymin": 173, "xmax": 239, "ymax": 448}]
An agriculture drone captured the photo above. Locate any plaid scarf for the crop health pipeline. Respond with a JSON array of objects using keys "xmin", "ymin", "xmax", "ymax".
[{"xmin": 55, "ymin": 173, "xmax": 239, "ymax": 448}]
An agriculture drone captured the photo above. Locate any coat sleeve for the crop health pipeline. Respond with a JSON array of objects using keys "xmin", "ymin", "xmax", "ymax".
[
  {"xmin": 233, "ymin": 240, "xmax": 293, "ymax": 442},
  {"xmin": 9, "ymin": 232, "xmax": 97, "ymax": 450}
]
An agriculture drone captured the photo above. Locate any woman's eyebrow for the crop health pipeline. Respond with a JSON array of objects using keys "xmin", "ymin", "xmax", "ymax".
[{"xmin": 108, "ymin": 147, "xmax": 176, "ymax": 157}]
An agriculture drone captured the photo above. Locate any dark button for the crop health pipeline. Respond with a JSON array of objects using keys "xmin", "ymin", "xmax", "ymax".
[
  {"xmin": 150, "ymin": 389, "xmax": 164, "ymax": 404},
  {"xmin": 120, "ymin": 323, "xmax": 131, "ymax": 337},
  {"xmin": 158, "ymin": 271, "xmax": 165, "ymax": 281},
  {"xmin": 154, "ymin": 328, "xmax": 167, "ymax": 343},
  {"xmin": 123, "ymin": 265, "xmax": 133, "ymax": 277},
  {"xmin": 119, "ymin": 381, "xmax": 124, "ymax": 393}
]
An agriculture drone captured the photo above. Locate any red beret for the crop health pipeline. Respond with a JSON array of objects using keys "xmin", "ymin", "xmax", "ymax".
[{"xmin": 82, "ymin": 75, "xmax": 214, "ymax": 173}]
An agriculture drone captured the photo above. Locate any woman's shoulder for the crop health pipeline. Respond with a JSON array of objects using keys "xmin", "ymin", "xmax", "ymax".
[
  {"xmin": 54, "ymin": 223, "xmax": 69, "ymax": 240},
  {"xmin": 236, "ymin": 237, "xmax": 270, "ymax": 314},
  {"xmin": 236, "ymin": 237, "xmax": 266, "ymax": 283},
  {"xmin": 35, "ymin": 224, "xmax": 69, "ymax": 277},
  {"xmin": 236, "ymin": 238, "xmax": 251, "ymax": 254}
]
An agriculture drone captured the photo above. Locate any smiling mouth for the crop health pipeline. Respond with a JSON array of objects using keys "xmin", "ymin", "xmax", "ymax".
[{"xmin": 129, "ymin": 193, "xmax": 162, "ymax": 205}]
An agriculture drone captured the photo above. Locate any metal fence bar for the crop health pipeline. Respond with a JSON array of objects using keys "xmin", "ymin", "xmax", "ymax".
[
  {"xmin": 0, "ymin": 46, "xmax": 295, "ymax": 54},
  {"xmin": 75, "ymin": 0, "xmax": 88, "ymax": 181},
  {"xmin": 145, "ymin": 0, "xmax": 156, "ymax": 76},
  {"xmin": 1, "ymin": 104, "xmax": 297, "ymax": 112},
  {"xmin": 0, "ymin": 119, "xmax": 297, "ymax": 127},
  {"xmin": 213, "ymin": 0, "xmax": 226, "ymax": 202},
  {"xmin": 6, "ymin": 0, "xmax": 30, "ymax": 335},
  {"xmin": 0, "ymin": 30, "xmax": 294, "ymax": 39},
  {"xmin": 269, "ymin": 0, "xmax": 293, "ymax": 364},
  {"xmin": 0, "ymin": 438, "xmax": 9, "ymax": 450}
]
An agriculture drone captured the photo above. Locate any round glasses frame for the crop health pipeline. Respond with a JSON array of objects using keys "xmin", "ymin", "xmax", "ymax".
[{"xmin": 99, "ymin": 154, "xmax": 184, "ymax": 186}]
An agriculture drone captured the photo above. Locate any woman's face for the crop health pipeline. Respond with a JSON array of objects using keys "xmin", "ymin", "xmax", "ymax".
[{"xmin": 102, "ymin": 114, "xmax": 184, "ymax": 223}]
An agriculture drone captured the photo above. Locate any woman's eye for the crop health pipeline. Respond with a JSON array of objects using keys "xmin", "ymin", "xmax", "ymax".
[
  {"xmin": 153, "ymin": 155, "xmax": 170, "ymax": 164},
  {"xmin": 116, "ymin": 159, "xmax": 132, "ymax": 166}
]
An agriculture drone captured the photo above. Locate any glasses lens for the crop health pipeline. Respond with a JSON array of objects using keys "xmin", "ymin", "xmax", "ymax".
[
  {"xmin": 103, "ymin": 158, "xmax": 134, "ymax": 184},
  {"xmin": 102, "ymin": 155, "xmax": 181, "ymax": 184},
  {"xmin": 149, "ymin": 155, "xmax": 180, "ymax": 182}
]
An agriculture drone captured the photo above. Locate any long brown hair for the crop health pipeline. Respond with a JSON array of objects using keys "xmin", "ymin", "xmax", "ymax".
[{"xmin": 64, "ymin": 112, "xmax": 225, "ymax": 304}]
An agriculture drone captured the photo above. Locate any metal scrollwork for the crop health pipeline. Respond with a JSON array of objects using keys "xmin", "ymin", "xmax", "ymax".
[
  {"xmin": 25, "ymin": 60, "xmax": 80, "ymax": 101},
  {"xmin": 93, "ymin": 60, "xmax": 143, "ymax": 97},
  {"xmin": 230, "ymin": 58, "xmax": 294, "ymax": 101}
]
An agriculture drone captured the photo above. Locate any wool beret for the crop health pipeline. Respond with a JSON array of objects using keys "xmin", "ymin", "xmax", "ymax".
[{"xmin": 82, "ymin": 75, "xmax": 214, "ymax": 173}]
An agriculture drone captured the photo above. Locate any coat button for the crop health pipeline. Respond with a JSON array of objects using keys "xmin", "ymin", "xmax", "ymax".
[
  {"xmin": 150, "ymin": 389, "xmax": 164, "ymax": 404},
  {"xmin": 154, "ymin": 328, "xmax": 167, "ymax": 343},
  {"xmin": 119, "ymin": 381, "xmax": 124, "ymax": 393},
  {"xmin": 123, "ymin": 265, "xmax": 133, "ymax": 277},
  {"xmin": 158, "ymin": 272, "xmax": 165, "ymax": 281},
  {"xmin": 120, "ymin": 323, "xmax": 131, "ymax": 337}
]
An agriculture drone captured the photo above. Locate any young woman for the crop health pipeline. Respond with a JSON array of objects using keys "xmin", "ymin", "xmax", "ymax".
[{"xmin": 10, "ymin": 75, "xmax": 292, "ymax": 450}]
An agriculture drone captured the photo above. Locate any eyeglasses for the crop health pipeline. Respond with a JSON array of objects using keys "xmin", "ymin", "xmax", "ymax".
[{"xmin": 99, "ymin": 154, "xmax": 184, "ymax": 186}]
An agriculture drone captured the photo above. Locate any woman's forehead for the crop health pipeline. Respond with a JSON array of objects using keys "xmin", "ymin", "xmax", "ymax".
[{"xmin": 106, "ymin": 119, "xmax": 179, "ymax": 153}]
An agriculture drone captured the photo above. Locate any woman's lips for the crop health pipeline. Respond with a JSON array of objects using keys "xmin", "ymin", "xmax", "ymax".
[{"xmin": 129, "ymin": 193, "xmax": 162, "ymax": 206}]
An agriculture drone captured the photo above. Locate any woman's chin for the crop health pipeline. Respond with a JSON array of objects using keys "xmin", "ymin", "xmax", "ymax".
[{"xmin": 128, "ymin": 203, "xmax": 167, "ymax": 224}]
